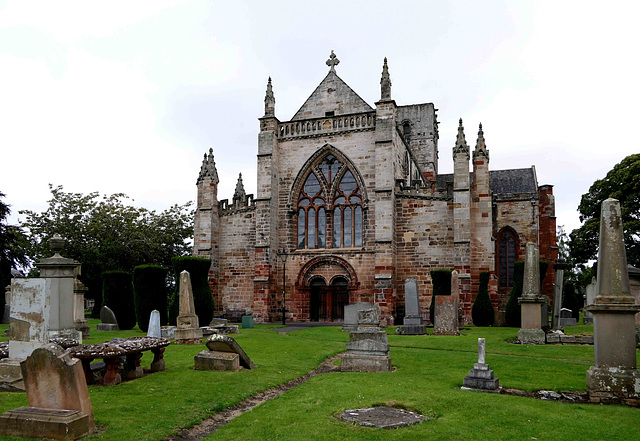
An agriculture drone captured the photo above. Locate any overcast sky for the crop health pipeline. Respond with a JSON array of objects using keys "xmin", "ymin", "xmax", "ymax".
[{"xmin": 1, "ymin": 0, "xmax": 638, "ymax": 236}]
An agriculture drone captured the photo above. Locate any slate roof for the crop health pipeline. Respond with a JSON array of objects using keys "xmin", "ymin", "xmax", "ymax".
[
  {"xmin": 291, "ymin": 71, "xmax": 373, "ymax": 121},
  {"xmin": 436, "ymin": 167, "xmax": 538, "ymax": 196}
]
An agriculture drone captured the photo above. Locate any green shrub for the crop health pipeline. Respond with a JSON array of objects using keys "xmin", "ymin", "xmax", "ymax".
[
  {"xmin": 472, "ymin": 271, "xmax": 494, "ymax": 326},
  {"xmin": 169, "ymin": 256, "xmax": 214, "ymax": 326},
  {"xmin": 429, "ymin": 269, "xmax": 452, "ymax": 324},
  {"xmin": 562, "ymin": 281, "xmax": 581, "ymax": 320},
  {"xmin": 133, "ymin": 265, "xmax": 168, "ymax": 332},
  {"xmin": 102, "ymin": 271, "xmax": 136, "ymax": 330}
]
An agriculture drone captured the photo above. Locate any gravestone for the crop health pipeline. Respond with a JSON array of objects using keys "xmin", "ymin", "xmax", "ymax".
[
  {"xmin": 342, "ymin": 302, "xmax": 378, "ymax": 331},
  {"xmin": 2, "ymin": 284, "xmax": 10, "ymax": 324},
  {"xmin": 583, "ymin": 277, "xmax": 597, "ymax": 324},
  {"xmin": 73, "ymin": 273, "xmax": 90, "ymax": 339},
  {"xmin": 342, "ymin": 311, "xmax": 391, "ymax": 372},
  {"xmin": 559, "ymin": 308, "xmax": 576, "ymax": 327},
  {"xmin": 585, "ymin": 198, "xmax": 640, "ymax": 399},
  {"xmin": 194, "ymin": 334, "xmax": 256, "ymax": 371},
  {"xmin": 433, "ymin": 296, "xmax": 459, "ymax": 335},
  {"xmin": 0, "ymin": 343, "xmax": 94, "ymax": 439},
  {"xmin": 147, "ymin": 310, "xmax": 161, "ymax": 338},
  {"xmin": 174, "ymin": 270, "xmax": 203, "ymax": 344},
  {"xmin": 451, "ymin": 270, "xmax": 465, "ymax": 328},
  {"xmin": 551, "ymin": 259, "xmax": 569, "ymax": 330},
  {"xmin": 241, "ymin": 315, "xmax": 254, "ymax": 329},
  {"xmin": 96, "ymin": 306, "xmax": 119, "ymax": 331},
  {"xmin": 462, "ymin": 338, "xmax": 500, "ymax": 390},
  {"xmin": 518, "ymin": 243, "xmax": 546, "ymax": 344},
  {"xmin": 397, "ymin": 278, "xmax": 426, "ymax": 335}
]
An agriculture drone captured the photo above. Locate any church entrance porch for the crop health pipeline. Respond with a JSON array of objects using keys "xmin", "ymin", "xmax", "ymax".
[{"xmin": 295, "ymin": 255, "xmax": 359, "ymax": 322}]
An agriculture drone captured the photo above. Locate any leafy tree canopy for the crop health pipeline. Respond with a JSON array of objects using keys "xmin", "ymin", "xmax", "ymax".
[
  {"xmin": 19, "ymin": 185, "xmax": 194, "ymax": 309},
  {"xmin": 0, "ymin": 191, "xmax": 29, "ymax": 293},
  {"xmin": 569, "ymin": 153, "xmax": 640, "ymax": 267}
]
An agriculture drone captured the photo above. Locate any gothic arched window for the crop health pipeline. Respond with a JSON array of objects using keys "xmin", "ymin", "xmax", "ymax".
[
  {"xmin": 297, "ymin": 153, "xmax": 364, "ymax": 249},
  {"xmin": 497, "ymin": 227, "xmax": 518, "ymax": 288}
]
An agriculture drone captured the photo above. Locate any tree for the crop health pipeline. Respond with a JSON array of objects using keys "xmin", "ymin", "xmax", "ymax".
[
  {"xmin": 472, "ymin": 271, "xmax": 494, "ymax": 327},
  {"xmin": 0, "ymin": 192, "xmax": 29, "ymax": 314},
  {"xmin": 19, "ymin": 185, "xmax": 194, "ymax": 316},
  {"xmin": 569, "ymin": 153, "xmax": 640, "ymax": 267}
]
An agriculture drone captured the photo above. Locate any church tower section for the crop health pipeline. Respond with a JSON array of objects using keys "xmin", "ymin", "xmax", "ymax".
[{"xmin": 193, "ymin": 148, "xmax": 220, "ymax": 307}]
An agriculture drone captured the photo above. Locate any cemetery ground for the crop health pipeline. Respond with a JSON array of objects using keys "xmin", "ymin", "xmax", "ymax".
[{"xmin": 1, "ymin": 321, "xmax": 638, "ymax": 441}]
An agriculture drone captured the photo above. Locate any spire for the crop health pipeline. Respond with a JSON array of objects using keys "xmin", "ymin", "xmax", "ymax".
[
  {"xmin": 233, "ymin": 173, "xmax": 247, "ymax": 206},
  {"xmin": 473, "ymin": 122, "xmax": 489, "ymax": 160},
  {"xmin": 264, "ymin": 77, "xmax": 275, "ymax": 117},
  {"xmin": 380, "ymin": 57, "xmax": 392, "ymax": 100},
  {"xmin": 326, "ymin": 50, "xmax": 340, "ymax": 72},
  {"xmin": 197, "ymin": 148, "xmax": 219, "ymax": 185},
  {"xmin": 453, "ymin": 118, "xmax": 469, "ymax": 157}
]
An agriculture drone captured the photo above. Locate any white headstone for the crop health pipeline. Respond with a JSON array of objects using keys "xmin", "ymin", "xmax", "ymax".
[{"xmin": 147, "ymin": 310, "xmax": 161, "ymax": 338}]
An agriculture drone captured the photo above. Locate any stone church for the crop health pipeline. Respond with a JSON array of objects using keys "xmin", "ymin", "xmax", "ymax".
[{"xmin": 193, "ymin": 52, "xmax": 557, "ymax": 325}]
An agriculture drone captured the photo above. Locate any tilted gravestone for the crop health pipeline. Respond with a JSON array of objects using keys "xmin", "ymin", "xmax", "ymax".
[
  {"xmin": 0, "ymin": 343, "xmax": 94, "ymax": 439},
  {"xmin": 97, "ymin": 305, "xmax": 119, "ymax": 331},
  {"xmin": 194, "ymin": 334, "xmax": 256, "ymax": 371},
  {"xmin": 397, "ymin": 278, "xmax": 426, "ymax": 335},
  {"xmin": 517, "ymin": 243, "xmax": 546, "ymax": 344}
]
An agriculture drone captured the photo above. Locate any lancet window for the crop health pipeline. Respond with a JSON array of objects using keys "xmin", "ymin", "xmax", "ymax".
[
  {"xmin": 497, "ymin": 227, "xmax": 518, "ymax": 288},
  {"xmin": 297, "ymin": 154, "xmax": 364, "ymax": 249}
]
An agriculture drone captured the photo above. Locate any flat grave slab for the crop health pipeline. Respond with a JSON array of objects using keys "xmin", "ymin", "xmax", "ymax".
[{"xmin": 339, "ymin": 406, "xmax": 427, "ymax": 429}]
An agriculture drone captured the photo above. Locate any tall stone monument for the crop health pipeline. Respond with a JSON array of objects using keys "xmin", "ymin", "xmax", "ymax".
[
  {"xmin": 518, "ymin": 243, "xmax": 546, "ymax": 344},
  {"xmin": 585, "ymin": 198, "xmax": 640, "ymax": 400},
  {"xmin": 175, "ymin": 270, "xmax": 203, "ymax": 344},
  {"xmin": 551, "ymin": 259, "xmax": 569, "ymax": 331},
  {"xmin": 0, "ymin": 235, "xmax": 82, "ymax": 391},
  {"xmin": 397, "ymin": 278, "xmax": 426, "ymax": 335}
]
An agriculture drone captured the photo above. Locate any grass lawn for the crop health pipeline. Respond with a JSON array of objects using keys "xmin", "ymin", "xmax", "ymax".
[{"xmin": 1, "ymin": 320, "xmax": 638, "ymax": 440}]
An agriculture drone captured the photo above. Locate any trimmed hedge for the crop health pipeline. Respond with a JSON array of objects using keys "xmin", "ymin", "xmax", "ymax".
[
  {"xmin": 505, "ymin": 260, "xmax": 550, "ymax": 327},
  {"xmin": 133, "ymin": 265, "xmax": 168, "ymax": 332},
  {"xmin": 472, "ymin": 271, "xmax": 494, "ymax": 326},
  {"xmin": 169, "ymin": 256, "xmax": 214, "ymax": 326},
  {"xmin": 102, "ymin": 271, "xmax": 136, "ymax": 330},
  {"xmin": 429, "ymin": 269, "xmax": 452, "ymax": 325}
]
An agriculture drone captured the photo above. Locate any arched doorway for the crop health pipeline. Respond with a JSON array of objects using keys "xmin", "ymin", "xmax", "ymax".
[{"xmin": 296, "ymin": 256, "xmax": 359, "ymax": 322}]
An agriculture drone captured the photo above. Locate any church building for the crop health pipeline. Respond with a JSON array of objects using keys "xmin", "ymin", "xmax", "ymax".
[{"xmin": 193, "ymin": 52, "xmax": 557, "ymax": 325}]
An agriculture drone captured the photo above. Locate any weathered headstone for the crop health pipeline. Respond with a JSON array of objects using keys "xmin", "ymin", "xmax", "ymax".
[
  {"xmin": 585, "ymin": 198, "xmax": 640, "ymax": 400},
  {"xmin": 194, "ymin": 334, "xmax": 256, "ymax": 371},
  {"xmin": 342, "ymin": 312, "xmax": 391, "ymax": 372},
  {"xmin": 96, "ymin": 305, "xmax": 119, "ymax": 332},
  {"xmin": 583, "ymin": 277, "xmax": 597, "ymax": 324},
  {"xmin": 73, "ymin": 273, "xmax": 90, "ymax": 339},
  {"xmin": 433, "ymin": 296, "xmax": 459, "ymax": 335},
  {"xmin": 551, "ymin": 259, "xmax": 569, "ymax": 330},
  {"xmin": 147, "ymin": 310, "xmax": 161, "ymax": 338},
  {"xmin": 174, "ymin": 270, "xmax": 203, "ymax": 344},
  {"xmin": 462, "ymin": 338, "xmax": 499, "ymax": 390},
  {"xmin": 0, "ymin": 343, "xmax": 94, "ymax": 439},
  {"xmin": 397, "ymin": 278, "xmax": 426, "ymax": 335},
  {"xmin": 342, "ymin": 302, "xmax": 378, "ymax": 331},
  {"xmin": 517, "ymin": 243, "xmax": 546, "ymax": 344},
  {"xmin": 559, "ymin": 308, "xmax": 576, "ymax": 327}
]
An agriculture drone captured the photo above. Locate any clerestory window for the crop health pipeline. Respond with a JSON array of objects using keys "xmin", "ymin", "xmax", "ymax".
[{"xmin": 297, "ymin": 154, "xmax": 364, "ymax": 249}]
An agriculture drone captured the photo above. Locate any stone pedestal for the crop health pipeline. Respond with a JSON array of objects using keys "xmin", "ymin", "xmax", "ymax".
[
  {"xmin": 0, "ymin": 407, "xmax": 90, "ymax": 440},
  {"xmin": 194, "ymin": 351, "xmax": 240, "ymax": 371},
  {"xmin": 518, "ymin": 298, "xmax": 546, "ymax": 344},
  {"xmin": 342, "ymin": 328, "xmax": 391, "ymax": 372},
  {"xmin": 463, "ymin": 363, "xmax": 500, "ymax": 390}
]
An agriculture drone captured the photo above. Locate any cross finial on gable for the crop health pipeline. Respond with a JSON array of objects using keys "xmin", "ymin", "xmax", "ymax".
[{"xmin": 326, "ymin": 50, "xmax": 340, "ymax": 72}]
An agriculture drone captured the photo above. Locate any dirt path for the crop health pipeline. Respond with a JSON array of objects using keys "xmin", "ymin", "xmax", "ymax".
[{"xmin": 164, "ymin": 354, "xmax": 343, "ymax": 441}]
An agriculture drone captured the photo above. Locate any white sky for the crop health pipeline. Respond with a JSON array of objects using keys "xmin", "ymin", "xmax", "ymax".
[{"xmin": 1, "ymin": 0, "xmax": 638, "ymax": 235}]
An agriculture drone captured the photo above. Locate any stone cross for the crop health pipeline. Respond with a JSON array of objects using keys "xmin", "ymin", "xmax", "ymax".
[
  {"xmin": 326, "ymin": 50, "xmax": 339, "ymax": 72},
  {"xmin": 522, "ymin": 242, "xmax": 540, "ymax": 298},
  {"xmin": 478, "ymin": 338, "xmax": 485, "ymax": 364}
]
